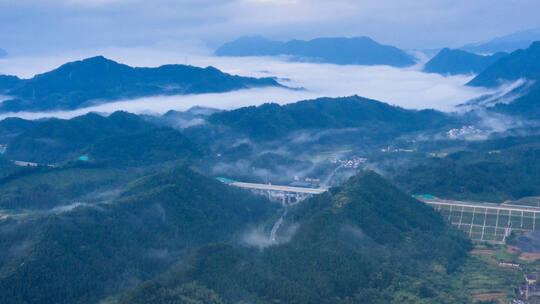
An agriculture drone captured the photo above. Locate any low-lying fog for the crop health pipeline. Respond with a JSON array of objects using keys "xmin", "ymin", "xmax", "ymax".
[{"xmin": 0, "ymin": 45, "xmax": 509, "ymax": 120}]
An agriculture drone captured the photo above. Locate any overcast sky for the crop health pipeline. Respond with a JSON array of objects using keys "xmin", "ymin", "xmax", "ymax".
[{"xmin": 1, "ymin": 0, "xmax": 540, "ymax": 55}]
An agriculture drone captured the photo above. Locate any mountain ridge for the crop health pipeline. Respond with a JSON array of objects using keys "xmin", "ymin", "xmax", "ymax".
[
  {"xmin": 467, "ymin": 41, "xmax": 540, "ymax": 87},
  {"xmin": 216, "ymin": 36, "xmax": 416, "ymax": 67},
  {"xmin": 461, "ymin": 27, "xmax": 540, "ymax": 54},
  {"xmin": 121, "ymin": 171, "xmax": 472, "ymax": 304},
  {"xmin": 204, "ymin": 95, "xmax": 457, "ymax": 140},
  {"xmin": 424, "ymin": 48, "xmax": 507, "ymax": 75},
  {"xmin": 0, "ymin": 56, "xmax": 281, "ymax": 112}
]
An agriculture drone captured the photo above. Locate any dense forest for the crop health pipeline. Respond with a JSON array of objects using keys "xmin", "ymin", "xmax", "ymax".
[
  {"xmin": 206, "ymin": 96, "xmax": 458, "ymax": 140},
  {"xmin": 0, "ymin": 166, "xmax": 276, "ymax": 304},
  {"xmin": 2, "ymin": 6, "xmax": 540, "ymax": 301},
  {"xmin": 121, "ymin": 172, "xmax": 472, "ymax": 304},
  {"xmin": 1, "ymin": 111, "xmax": 202, "ymax": 164},
  {"xmin": 0, "ymin": 72, "xmax": 539, "ymax": 302},
  {"xmin": 394, "ymin": 139, "xmax": 540, "ymax": 202}
]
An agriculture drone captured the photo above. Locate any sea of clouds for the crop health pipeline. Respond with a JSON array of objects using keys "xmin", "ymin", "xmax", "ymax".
[{"xmin": 0, "ymin": 44, "xmax": 509, "ymax": 120}]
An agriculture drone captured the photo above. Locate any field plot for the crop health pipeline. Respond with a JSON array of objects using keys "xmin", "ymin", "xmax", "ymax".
[{"xmin": 423, "ymin": 199, "xmax": 540, "ymax": 243}]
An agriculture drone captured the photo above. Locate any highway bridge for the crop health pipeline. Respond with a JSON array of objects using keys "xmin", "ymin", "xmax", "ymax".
[
  {"xmin": 417, "ymin": 196, "xmax": 540, "ymax": 243},
  {"xmin": 217, "ymin": 177, "xmax": 326, "ymax": 206}
]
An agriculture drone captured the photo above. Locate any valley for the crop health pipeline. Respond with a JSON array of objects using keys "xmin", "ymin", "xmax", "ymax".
[{"xmin": 2, "ymin": 6, "xmax": 540, "ymax": 302}]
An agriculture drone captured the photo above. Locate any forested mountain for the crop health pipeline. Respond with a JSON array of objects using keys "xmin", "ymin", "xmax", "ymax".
[
  {"xmin": 2, "ymin": 111, "xmax": 201, "ymax": 164},
  {"xmin": 394, "ymin": 136, "xmax": 540, "ymax": 202},
  {"xmin": 0, "ymin": 56, "xmax": 281, "ymax": 112},
  {"xmin": 465, "ymin": 41, "xmax": 540, "ymax": 117},
  {"xmin": 491, "ymin": 84, "xmax": 540, "ymax": 118},
  {"xmin": 216, "ymin": 36, "xmax": 417, "ymax": 67},
  {"xmin": 122, "ymin": 171, "xmax": 472, "ymax": 304},
  {"xmin": 0, "ymin": 166, "xmax": 276, "ymax": 304},
  {"xmin": 423, "ymin": 48, "xmax": 507, "ymax": 75},
  {"xmin": 467, "ymin": 41, "xmax": 540, "ymax": 87},
  {"xmin": 205, "ymin": 96, "xmax": 457, "ymax": 140}
]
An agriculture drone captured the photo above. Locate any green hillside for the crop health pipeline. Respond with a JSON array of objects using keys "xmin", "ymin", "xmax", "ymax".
[
  {"xmin": 122, "ymin": 172, "xmax": 472, "ymax": 304},
  {"xmin": 0, "ymin": 166, "xmax": 276, "ymax": 304}
]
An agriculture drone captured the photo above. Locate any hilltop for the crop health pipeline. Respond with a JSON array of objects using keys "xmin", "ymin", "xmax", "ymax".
[
  {"xmin": 204, "ymin": 95, "xmax": 456, "ymax": 140},
  {"xmin": 0, "ymin": 56, "xmax": 281, "ymax": 112},
  {"xmin": 1, "ymin": 111, "xmax": 202, "ymax": 165},
  {"xmin": 424, "ymin": 48, "xmax": 507, "ymax": 75}
]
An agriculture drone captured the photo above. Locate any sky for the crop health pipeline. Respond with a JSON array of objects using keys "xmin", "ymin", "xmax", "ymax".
[{"xmin": 1, "ymin": 0, "xmax": 540, "ymax": 55}]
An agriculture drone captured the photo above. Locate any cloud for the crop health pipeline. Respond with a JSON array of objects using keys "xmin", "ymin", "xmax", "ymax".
[
  {"xmin": 1, "ymin": 0, "xmax": 540, "ymax": 54},
  {"xmin": 50, "ymin": 202, "xmax": 95, "ymax": 214},
  {"xmin": 0, "ymin": 46, "xmax": 505, "ymax": 120},
  {"xmin": 241, "ymin": 216, "xmax": 298, "ymax": 249}
]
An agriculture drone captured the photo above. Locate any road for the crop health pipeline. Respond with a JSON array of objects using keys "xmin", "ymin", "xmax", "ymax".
[
  {"xmin": 418, "ymin": 197, "xmax": 540, "ymax": 213},
  {"xmin": 229, "ymin": 181, "xmax": 327, "ymax": 195}
]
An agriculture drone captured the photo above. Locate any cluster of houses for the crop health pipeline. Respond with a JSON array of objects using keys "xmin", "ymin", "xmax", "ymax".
[
  {"xmin": 446, "ymin": 125, "xmax": 483, "ymax": 139},
  {"xmin": 380, "ymin": 145, "xmax": 414, "ymax": 153},
  {"xmin": 516, "ymin": 272, "xmax": 540, "ymax": 303},
  {"xmin": 497, "ymin": 260, "xmax": 540, "ymax": 303},
  {"xmin": 328, "ymin": 156, "xmax": 368, "ymax": 169}
]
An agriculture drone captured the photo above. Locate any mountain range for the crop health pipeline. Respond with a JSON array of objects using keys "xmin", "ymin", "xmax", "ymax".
[
  {"xmin": 423, "ymin": 48, "xmax": 507, "ymax": 75},
  {"xmin": 2, "ymin": 31, "xmax": 540, "ymax": 304},
  {"xmin": 467, "ymin": 41, "xmax": 540, "ymax": 88},
  {"xmin": 0, "ymin": 56, "xmax": 281, "ymax": 112},
  {"xmin": 204, "ymin": 95, "xmax": 456, "ymax": 140},
  {"xmin": 0, "ymin": 85, "xmax": 530, "ymax": 303},
  {"xmin": 463, "ymin": 41, "xmax": 540, "ymax": 118},
  {"xmin": 215, "ymin": 36, "xmax": 417, "ymax": 67},
  {"xmin": 461, "ymin": 27, "xmax": 540, "ymax": 54}
]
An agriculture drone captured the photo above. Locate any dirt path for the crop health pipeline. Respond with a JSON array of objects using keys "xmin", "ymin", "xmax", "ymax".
[{"xmin": 472, "ymin": 293, "xmax": 506, "ymax": 303}]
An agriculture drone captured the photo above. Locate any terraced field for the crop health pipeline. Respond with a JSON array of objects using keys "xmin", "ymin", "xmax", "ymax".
[{"xmin": 423, "ymin": 199, "xmax": 540, "ymax": 243}]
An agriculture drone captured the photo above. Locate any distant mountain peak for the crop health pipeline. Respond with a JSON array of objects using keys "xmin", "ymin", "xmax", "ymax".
[
  {"xmin": 423, "ymin": 48, "xmax": 507, "ymax": 76},
  {"xmin": 467, "ymin": 40, "xmax": 540, "ymax": 87},
  {"xmin": 53, "ymin": 55, "xmax": 126, "ymax": 70},
  {"xmin": 216, "ymin": 36, "xmax": 416, "ymax": 67},
  {"xmin": 530, "ymin": 40, "xmax": 540, "ymax": 49},
  {"xmin": 0, "ymin": 56, "xmax": 281, "ymax": 113},
  {"xmin": 461, "ymin": 26, "xmax": 540, "ymax": 54},
  {"xmin": 63, "ymin": 55, "xmax": 120, "ymax": 67}
]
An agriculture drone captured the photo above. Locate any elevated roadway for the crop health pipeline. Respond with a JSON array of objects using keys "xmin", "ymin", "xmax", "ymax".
[
  {"xmin": 230, "ymin": 181, "xmax": 326, "ymax": 195},
  {"xmin": 216, "ymin": 177, "xmax": 326, "ymax": 205}
]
